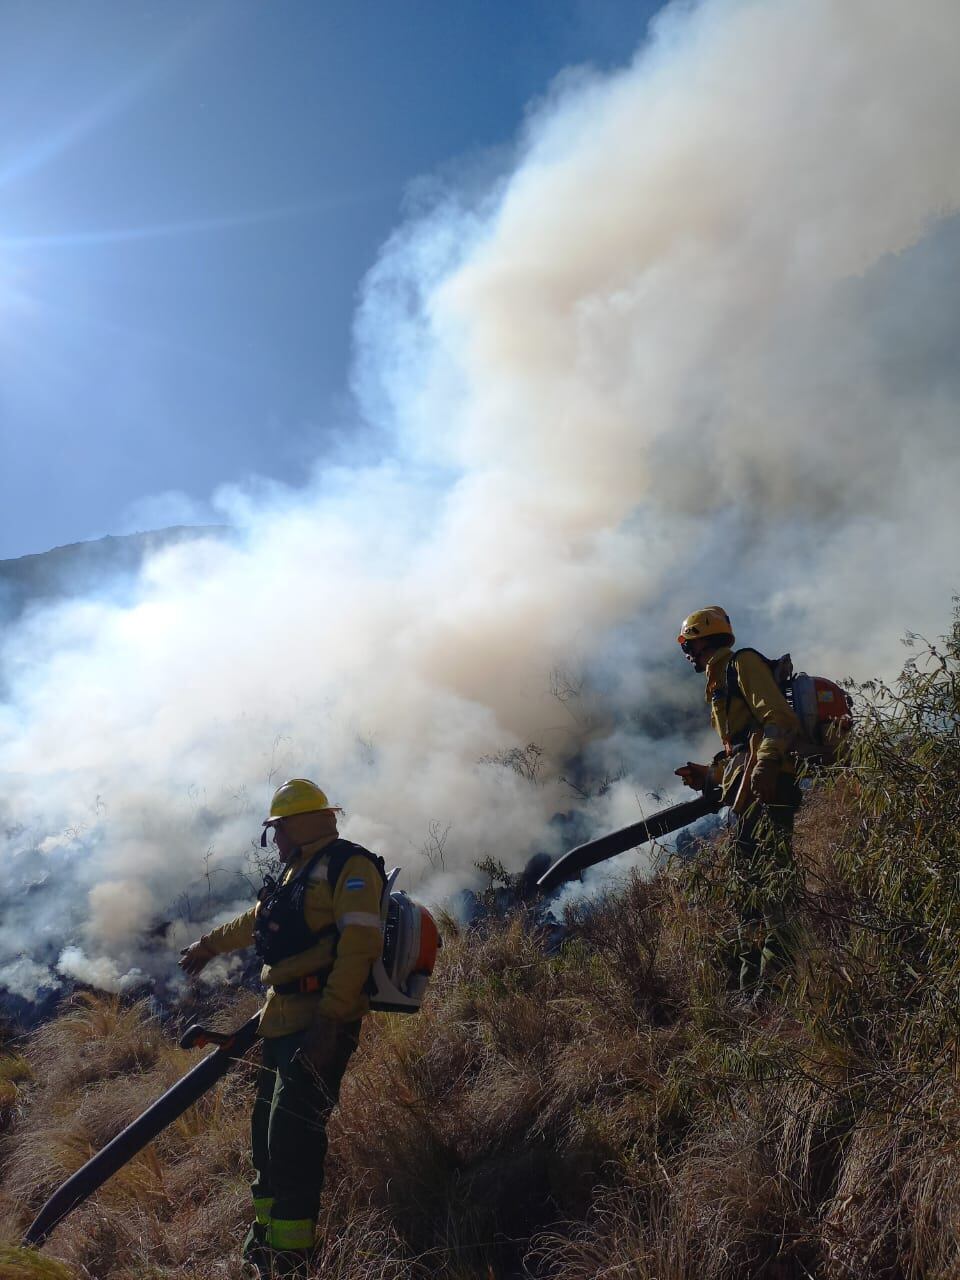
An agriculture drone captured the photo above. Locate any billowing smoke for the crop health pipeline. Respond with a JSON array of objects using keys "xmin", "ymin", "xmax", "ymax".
[{"xmin": 2, "ymin": 0, "xmax": 959, "ymax": 1001}]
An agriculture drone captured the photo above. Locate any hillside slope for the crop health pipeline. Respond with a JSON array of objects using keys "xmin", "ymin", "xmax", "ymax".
[
  {"xmin": 0, "ymin": 527, "xmax": 230, "ymax": 625},
  {"xmin": 2, "ymin": 614, "xmax": 958, "ymax": 1280}
]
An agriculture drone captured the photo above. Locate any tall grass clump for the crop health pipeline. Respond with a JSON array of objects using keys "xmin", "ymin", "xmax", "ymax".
[{"xmin": 822, "ymin": 611, "xmax": 960, "ymax": 1037}]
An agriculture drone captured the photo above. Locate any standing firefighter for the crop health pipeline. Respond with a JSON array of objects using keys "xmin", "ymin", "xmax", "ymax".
[
  {"xmin": 675, "ymin": 607, "xmax": 803, "ymax": 992},
  {"xmin": 179, "ymin": 779, "xmax": 384, "ymax": 1278}
]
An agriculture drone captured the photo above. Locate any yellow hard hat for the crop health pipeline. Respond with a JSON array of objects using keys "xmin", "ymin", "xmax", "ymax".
[
  {"xmin": 264, "ymin": 778, "xmax": 336, "ymax": 822},
  {"xmin": 677, "ymin": 606, "xmax": 734, "ymax": 646}
]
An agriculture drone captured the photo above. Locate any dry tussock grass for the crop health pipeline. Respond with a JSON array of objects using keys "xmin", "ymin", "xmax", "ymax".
[
  {"xmin": 0, "ymin": 1245, "xmax": 75, "ymax": 1279},
  {"xmin": 4, "ymin": 621, "xmax": 960, "ymax": 1277},
  {"xmin": 4, "ymin": 856, "xmax": 959, "ymax": 1279}
]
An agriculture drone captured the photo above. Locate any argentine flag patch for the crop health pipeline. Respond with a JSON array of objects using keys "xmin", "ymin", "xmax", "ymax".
[{"xmin": 345, "ymin": 877, "xmax": 366, "ymax": 891}]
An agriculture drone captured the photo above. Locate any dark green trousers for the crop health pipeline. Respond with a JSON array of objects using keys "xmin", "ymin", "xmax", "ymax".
[
  {"xmin": 730, "ymin": 776, "xmax": 802, "ymax": 989},
  {"xmin": 250, "ymin": 1020, "xmax": 361, "ymax": 1240}
]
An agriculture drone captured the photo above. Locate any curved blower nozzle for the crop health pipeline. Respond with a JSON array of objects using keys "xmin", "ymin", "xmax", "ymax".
[{"xmin": 537, "ymin": 790, "xmax": 722, "ymax": 894}]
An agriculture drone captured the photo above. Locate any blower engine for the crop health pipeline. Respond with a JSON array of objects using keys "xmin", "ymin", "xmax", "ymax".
[{"xmin": 369, "ymin": 868, "xmax": 440, "ymax": 1013}]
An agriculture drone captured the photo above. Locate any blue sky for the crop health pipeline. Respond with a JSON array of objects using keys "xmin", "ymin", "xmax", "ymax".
[{"xmin": 0, "ymin": 0, "xmax": 660, "ymax": 559}]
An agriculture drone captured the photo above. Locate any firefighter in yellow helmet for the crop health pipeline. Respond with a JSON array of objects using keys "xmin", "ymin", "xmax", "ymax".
[
  {"xmin": 179, "ymin": 779, "xmax": 384, "ymax": 1278},
  {"xmin": 674, "ymin": 608, "xmax": 803, "ymax": 992}
]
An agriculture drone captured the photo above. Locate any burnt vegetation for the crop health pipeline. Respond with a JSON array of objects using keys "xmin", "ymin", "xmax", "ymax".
[{"xmin": 2, "ymin": 609, "xmax": 959, "ymax": 1278}]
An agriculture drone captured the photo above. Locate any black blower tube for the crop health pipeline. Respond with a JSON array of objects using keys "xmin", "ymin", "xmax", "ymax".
[
  {"xmin": 23, "ymin": 1012, "xmax": 261, "ymax": 1248},
  {"xmin": 537, "ymin": 790, "xmax": 722, "ymax": 893}
]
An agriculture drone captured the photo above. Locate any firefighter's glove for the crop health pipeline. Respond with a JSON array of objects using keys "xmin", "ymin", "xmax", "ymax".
[
  {"xmin": 750, "ymin": 758, "xmax": 780, "ymax": 805},
  {"xmin": 295, "ymin": 1012, "xmax": 338, "ymax": 1073},
  {"xmin": 179, "ymin": 939, "xmax": 216, "ymax": 977},
  {"xmin": 675, "ymin": 762, "xmax": 711, "ymax": 792}
]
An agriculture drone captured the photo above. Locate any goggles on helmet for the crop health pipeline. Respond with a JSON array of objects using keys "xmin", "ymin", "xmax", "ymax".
[{"xmin": 260, "ymin": 818, "xmax": 285, "ymax": 848}]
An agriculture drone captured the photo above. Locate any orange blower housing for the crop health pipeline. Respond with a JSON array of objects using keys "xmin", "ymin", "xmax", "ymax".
[
  {"xmin": 791, "ymin": 672, "xmax": 854, "ymax": 760},
  {"xmin": 369, "ymin": 869, "xmax": 441, "ymax": 1014}
]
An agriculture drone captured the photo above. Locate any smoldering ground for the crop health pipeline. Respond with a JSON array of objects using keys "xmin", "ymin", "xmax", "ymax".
[{"xmin": 1, "ymin": 0, "xmax": 959, "ymax": 1005}]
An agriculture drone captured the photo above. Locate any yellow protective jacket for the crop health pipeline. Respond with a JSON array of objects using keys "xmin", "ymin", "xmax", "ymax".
[
  {"xmin": 201, "ymin": 835, "xmax": 384, "ymax": 1038},
  {"xmin": 704, "ymin": 646, "xmax": 801, "ymax": 799}
]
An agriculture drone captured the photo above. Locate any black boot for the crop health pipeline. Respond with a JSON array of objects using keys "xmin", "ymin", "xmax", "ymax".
[
  {"xmin": 267, "ymin": 1247, "xmax": 316, "ymax": 1278},
  {"xmin": 241, "ymin": 1221, "xmax": 272, "ymax": 1277}
]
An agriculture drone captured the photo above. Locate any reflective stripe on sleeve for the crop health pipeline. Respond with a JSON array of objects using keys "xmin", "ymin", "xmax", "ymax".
[{"xmin": 336, "ymin": 911, "xmax": 382, "ymax": 931}]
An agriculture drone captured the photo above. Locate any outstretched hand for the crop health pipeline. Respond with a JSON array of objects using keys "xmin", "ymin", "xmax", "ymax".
[
  {"xmin": 179, "ymin": 939, "xmax": 216, "ymax": 977},
  {"xmin": 675, "ymin": 762, "xmax": 711, "ymax": 792}
]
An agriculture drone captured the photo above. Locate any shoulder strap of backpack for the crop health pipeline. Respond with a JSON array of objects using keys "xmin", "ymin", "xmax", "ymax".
[
  {"xmin": 725, "ymin": 646, "xmax": 749, "ymax": 705},
  {"xmin": 725, "ymin": 647, "xmax": 772, "ymax": 713},
  {"xmin": 726, "ymin": 646, "xmax": 795, "ymax": 719},
  {"xmin": 325, "ymin": 839, "xmax": 387, "ymax": 893}
]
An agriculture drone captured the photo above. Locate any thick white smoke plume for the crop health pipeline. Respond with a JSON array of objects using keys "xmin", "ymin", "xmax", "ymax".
[{"xmin": 2, "ymin": 0, "xmax": 959, "ymax": 1001}]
